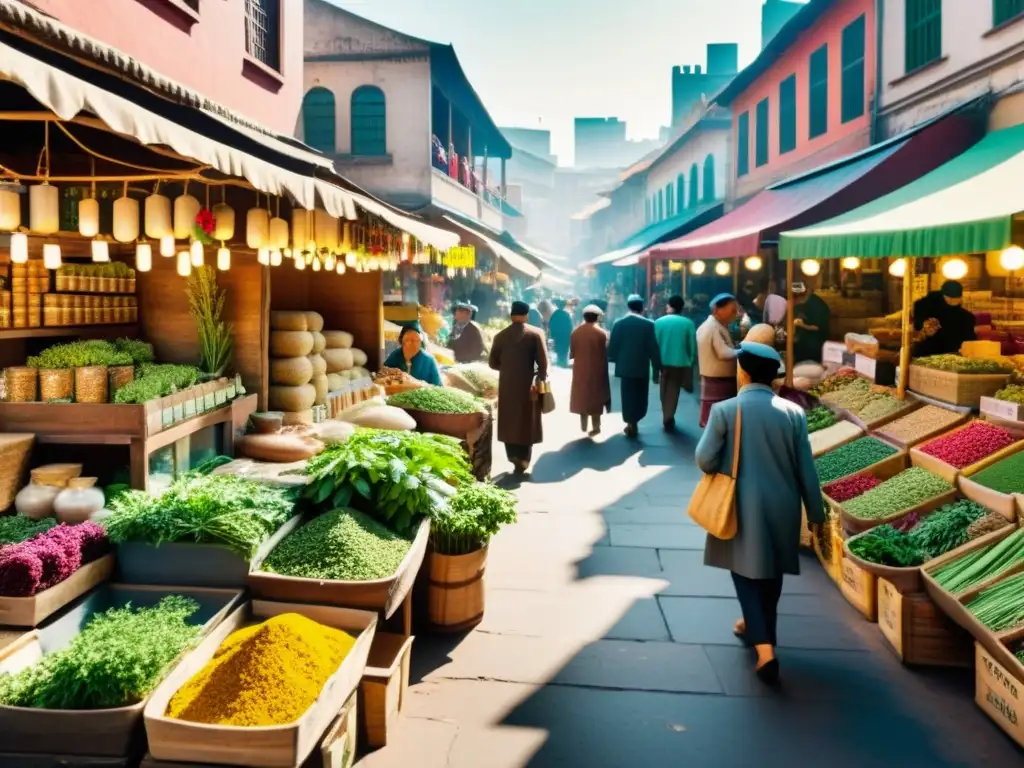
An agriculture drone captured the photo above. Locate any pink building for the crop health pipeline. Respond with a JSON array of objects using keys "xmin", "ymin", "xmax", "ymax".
[
  {"xmin": 719, "ymin": 0, "xmax": 876, "ymax": 202},
  {"xmin": 27, "ymin": 0, "xmax": 303, "ymax": 135}
]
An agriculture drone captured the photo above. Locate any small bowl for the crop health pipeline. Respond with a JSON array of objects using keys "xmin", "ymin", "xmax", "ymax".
[{"xmin": 250, "ymin": 411, "xmax": 284, "ymax": 434}]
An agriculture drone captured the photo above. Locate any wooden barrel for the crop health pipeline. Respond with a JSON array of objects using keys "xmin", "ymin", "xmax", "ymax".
[{"xmin": 427, "ymin": 546, "xmax": 487, "ymax": 632}]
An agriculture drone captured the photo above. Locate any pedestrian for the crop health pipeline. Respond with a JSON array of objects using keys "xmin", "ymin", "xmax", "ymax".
[
  {"xmin": 608, "ymin": 294, "xmax": 662, "ymax": 438},
  {"xmin": 697, "ymin": 293, "xmax": 740, "ymax": 429},
  {"xmin": 570, "ymin": 304, "xmax": 611, "ymax": 436},
  {"xmin": 527, "ymin": 304, "xmax": 544, "ymax": 329},
  {"xmin": 548, "ymin": 298, "xmax": 574, "ymax": 368},
  {"xmin": 489, "ymin": 300, "xmax": 549, "ymax": 476},
  {"xmin": 695, "ymin": 341, "xmax": 825, "ymax": 684},
  {"xmin": 792, "ymin": 281, "xmax": 831, "ymax": 363},
  {"xmin": 654, "ymin": 295, "xmax": 697, "ymax": 431},
  {"xmin": 383, "ymin": 325, "xmax": 443, "ymax": 385},
  {"xmin": 449, "ymin": 301, "xmax": 487, "ymax": 363}
]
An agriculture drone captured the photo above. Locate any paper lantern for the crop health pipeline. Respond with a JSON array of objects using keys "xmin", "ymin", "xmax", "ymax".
[
  {"xmin": 744, "ymin": 255, "xmax": 762, "ymax": 271},
  {"xmin": 324, "ymin": 253, "xmax": 337, "ymax": 271},
  {"xmin": 800, "ymin": 259, "xmax": 820, "ymax": 277},
  {"xmin": 270, "ymin": 249, "xmax": 282, "ymax": 267},
  {"xmin": 9, "ymin": 232, "xmax": 27, "ymax": 264},
  {"xmin": 113, "ymin": 196, "xmax": 140, "ymax": 243},
  {"xmin": 212, "ymin": 204, "xmax": 235, "ymax": 241},
  {"xmin": 269, "ymin": 216, "xmax": 289, "ymax": 249},
  {"xmin": 294, "ymin": 255, "xmax": 305, "ymax": 270},
  {"xmin": 1001, "ymin": 246, "xmax": 1024, "ymax": 272},
  {"xmin": 336, "ymin": 262, "xmax": 346, "ymax": 275},
  {"xmin": 314, "ymin": 210, "xmax": 339, "ymax": 252},
  {"xmin": 42, "ymin": 243, "xmax": 61, "ymax": 270},
  {"xmin": 312, "ymin": 256, "xmax": 322, "ymax": 272},
  {"xmin": 888, "ymin": 258, "xmax": 906, "ymax": 278},
  {"xmin": 941, "ymin": 258, "xmax": 968, "ymax": 280},
  {"xmin": 78, "ymin": 198, "xmax": 100, "ymax": 238},
  {"xmin": 0, "ymin": 189, "xmax": 20, "ymax": 231},
  {"xmin": 690, "ymin": 260, "xmax": 706, "ymax": 275},
  {"xmin": 190, "ymin": 239, "xmax": 205, "ymax": 267},
  {"xmin": 177, "ymin": 251, "xmax": 192, "ymax": 277},
  {"xmin": 91, "ymin": 239, "xmax": 109, "ymax": 263},
  {"xmin": 841, "ymin": 257, "xmax": 861, "ymax": 271},
  {"xmin": 292, "ymin": 208, "xmax": 312, "ymax": 251},
  {"xmin": 173, "ymin": 194, "xmax": 200, "ymax": 239},
  {"xmin": 247, "ymin": 207, "xmax": 270, "ymax": 249},
  {"xmin": 29, "ymin": 184, "xmax": 59, "ymax": 234},
  {"xmin": 145, "ymin": 194, "xmax": 172, "ymax": 239},
  {"xmin": 160, "ymin": 235, "xmax": 176, "ymax": 257},
  {"xmin": 257, "ymin": 247, "xmax": 270, "ymax": 266},
  {"xmin": 135, "ymin": 242, "xmax": 152, "ymax": 273},
  {"xmin": 340, "ymin": 223, "xmax": 353, "ymax": 252},
  {"xmin": 217, "ymin": 247, "xmax": 231, "ymax": 271}
]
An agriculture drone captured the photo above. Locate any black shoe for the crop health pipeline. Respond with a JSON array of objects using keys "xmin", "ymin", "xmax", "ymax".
[{"xmin": 755, "ymin": 659, "xmax": 780, "ymax": 686}]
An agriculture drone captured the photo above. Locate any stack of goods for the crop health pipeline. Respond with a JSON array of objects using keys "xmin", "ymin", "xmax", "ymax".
[
  {"xmin": 8, "ymin": 258, "xmax": 46, "ymax": 329},
  {"xmin": 875, "ymin": 405, "xmax": 967, "ymax": 447},
  {"xmin": 806, "ymin": 407, "xmax": 838, "ymax": 434},
  {"xmin": 931, "ymin": 529, "xmax": 1024, "ymax": 595},
  {"xmin": 387, "ymin": 387, "xmax": 485, "ymax": 415},
  {"xmin": 814, "ymin": 436, "xmax": 899, "ymax": 484},
  {"xmin": 322, "ymin": 328, "xmax": 371, "ymax": 393},
  {"xmin": 45, "ymin": 262, "xmax": 138, "ymax": 327},
  {"xmin": 445, "ymin": 363, "xmax": 499, "ymax": 400},
  {"xmin": 916, "ymin": 421, "xmax": 1017, "ymax": 470},
  {"xmin": 809, "ymin": 420, "xmax": 864, "ymax": 458},
  {"xmin": 269, "ymin": 311, "xmax": 325, "ymax": 426},
  {"xmin": 847, "ymin": 499, "xmax": 992, "ymax": 567},
  {"xmin": 164, "ymin": 613, "xmax": 356, "ymax": 726},
  {"xmin": 841, "ymin": 467, "xmax": 953, "ymax": 523},
  {"xmin": 54, "ymin": 262, "xmax": 136, "ymax": 294},
  {"xmin": 0, "ymin": 522, "xmax": 109, "ymax": 596},
  {"xmin": 967, "ymin": 572, "xmax": 1024, "ymax": 633},
  {"xmin": 0, "ymin": 596, "xmax": 201, "ymax": 709}
]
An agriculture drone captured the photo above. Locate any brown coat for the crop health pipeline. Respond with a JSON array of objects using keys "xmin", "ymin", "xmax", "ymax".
[
  {"xmin": 450, "ymin": 321, "xmax": 487, "ymax": 363},
  {"xmin": 569, "ymin": 322, "xmax": 610, "ymax": 416},
  {"xmin": 489, "ymin": 322, "xmax": 548, "ymax": 446}
]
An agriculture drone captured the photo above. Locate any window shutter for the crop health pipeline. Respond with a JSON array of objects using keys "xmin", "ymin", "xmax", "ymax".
[
  {"xmin": 755, "ymin": 98, "xmax": 769, "ymax": 168},
  {"xmin": 737, "ymin": 113, "xmax": 750, "ymax": 177},
  {"xmin": 779, "ymin": 75, "xmax": 796, "ymax": 154},
  {"xmin": 841, "ymin": 15, "xmax": 866, "ymax": 123},
  {"xmin": 809, "ymin": 44, "xmax": 828, "ymax": 139}
]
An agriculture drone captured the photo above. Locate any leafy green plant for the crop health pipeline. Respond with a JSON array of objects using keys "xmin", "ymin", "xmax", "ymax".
[
  {"xmin": 0, "ymin": 516, "xmax": 57, "ymax": 546},
  {"xmin": 387, "ymin": 387, "xmax": 485, "ymax": 414},
  {"xmin": 114, "ymin": 338, "xmax": 155, "ymax": 365},
  {"xmin": 186, "ymin": 266, "xmax": 233, "ymax": 376},
  {"xmin": 112, "ymin": 363, "xmax": 202, "ymax": 404},
  {"xmin": 27, "ymin": 340, "xmax": 132, "ymax": 369},
  {"xmin": 431, "ymin": 482, "xmax": 517, "ymax": 555}
]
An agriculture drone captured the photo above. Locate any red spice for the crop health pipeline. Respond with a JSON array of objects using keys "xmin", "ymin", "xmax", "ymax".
[
  {"xmin": 919, "ymin": 422, "xmax": 1015, "ymax": 469},
  {"xmin": 823, "ymin": 473, "xmax": 882, "ymax": 503}
]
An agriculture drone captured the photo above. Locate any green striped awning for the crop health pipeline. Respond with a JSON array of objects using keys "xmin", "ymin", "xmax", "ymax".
[{"xmin": 779, "ymin": 123, "xmax": 1024, "ymax": 261}]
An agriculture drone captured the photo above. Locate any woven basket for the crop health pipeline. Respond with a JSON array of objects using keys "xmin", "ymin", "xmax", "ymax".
[
  {"xmin": 0, "ymin": 434, "xmax": 34, "ymax": 512},
  {"xmin": 908, "ymin": 365, "xmax": 1009, "ymax": 408},
  {"xmin": 74, "ymin": 365, "xmax": 108, "ymax": 404},
  {"xmin": 39, "ymin": 368, "xmax": 73, "ymax": 402},
  {"xmin": 108, "ymin": 365, "xmax": 134, "ymax": 393},
  {"xmin": 5, "ymin": 367, "xmax": 37, "ymax": 402}
]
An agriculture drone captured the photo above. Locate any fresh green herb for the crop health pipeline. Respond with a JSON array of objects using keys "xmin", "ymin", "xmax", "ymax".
[
  {"xmin": 431, "ymin": 482, "xmax": 517, "ymax": 555},
  {"xmin": 932, "ymin": 529, "xmax": 1024, "ymax": 594},
  {"xmin": 27, "ymin": 340, "xmax": 132, "ymax": 369},
  {"xmin": 967, "ymin": 571, "xmax": 1024, "ymax": 632},
  {"xmin": 113, "ymin": 338, "xmax": 155, "ymax": 365},
  {"xmin": 908, "ymin": 499, "xmax": 988, "ymax": 556},
  {"xmin": 913, "ymin": 355, "xmax": 1015, "ymax": 374},
  {"xmin": 0, "ymin": 516, "xmax": 56, "ymax": 546},
  {"xmin": 970, "ymin": 451, "xmax": 1024, "ymax": 494},
  {"xmin": 186, "ymin": 266, "xmax": 233, "ymax": 376},
  {"xmin": 847, "ymin": 525, "xmax": 928, "ymax": 567},
  {"xmin": 806, "ymin": 407, "xmax": 837, "ymax": 434},
  {"xmin": 387, "ymin": 387, "xmax": 485, "ymax": 414},
  {"xmin": 842, "ymin": 468, "xmax": 952, "ymax": 521},
  {"xmin": 112, "ymin": 363, "xmax": 202, "ymax": 404}
]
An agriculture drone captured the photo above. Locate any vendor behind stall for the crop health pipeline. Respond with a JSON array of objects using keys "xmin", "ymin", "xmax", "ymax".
[
  {"xmin": 383, "ymin": 325, "xmax": 443, "ymax": 385},
  {"xmin": 792, "ymin": 281, "xmax": 830, "ymax": 363},
  {"xmin": 912, "ymin": 280, "xmax": 976, "ymax": 356},
  {"xmin": 450, "ymin": 302, "xmax": 487, "ymax": 363}
]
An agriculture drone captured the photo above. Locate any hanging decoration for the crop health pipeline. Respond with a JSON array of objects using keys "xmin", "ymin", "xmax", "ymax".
[
  {"xmin": 177, "ymin": 250, "xmax": 192, "ymax": 277},
  {"xmin": 190, "ymin": 239, "xmax": 205, "ymax": 267},
  {"xmin": 217, "ymin": 247, "xmax": 231, "ymax": 272},
  {"xmin": 270, "ymin": 249, "xmax": 282, "ymax": 267},
  {"xmin": 174, "ymin": 186, "xmax": 201, "ymax": 239},
  {"xmin": 30, "ymin": 122, "xmax": 58, "ymax": 235},
  {"xmin": 160, "ymin": 235, "xmax": 176, "ymax": 257},
  {"xmin": 690, "ymin": 260, "xmax": 706, "ymax": 275},
  {"xmin": 257, "ymin": 247, "xmax": 270, "ymax": 266},
  {"xmin": 136, "ymin": 242, "xmax": 152, "ymax": 273},
  {"xmin": 145, "ymin": 183, "xmax": 172, "ymax": 239},
  {"xmin": 0, "ymin": 186, "xmax": 19, "ymax": 232},
  {"xmin": 42, "ymin": 242, "xmax": 61, "ymax": 270},
  {"xmin": 79, "ymin": 164, "xmax": 99, "ymax": 238},
  {"xmin": 269, "ymin": 197, "xmax": 289, "ymax": 249},
  {"xmin": 193, "ymin": 207, "xmax": 216, "ymax": 245},
  {"xmin": 112, "ymin": 182, "xmax": 140, "ymax": 243},
  {"xmin": 9, "ymin": 232, "xmax": 27, "ymax": 264},
  {"xmin": 91, "ymin": 238, "xmax": 109, "ymax": 263},
  {"xmin": 212, "ymin": 187, "xmax": 235, "ymax": 242}
]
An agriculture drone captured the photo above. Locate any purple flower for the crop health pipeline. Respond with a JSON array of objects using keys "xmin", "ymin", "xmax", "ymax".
[
  {"xmin": 0, "ymin": 548, "xmax": 42, "ymax": 597},
  {"xmin": 74, "ymin": 522, "xmax": 110, "ymax": 564},
  {"xmin": 27, "ymin": 525, "xmax": 82, "ymax": 590}
]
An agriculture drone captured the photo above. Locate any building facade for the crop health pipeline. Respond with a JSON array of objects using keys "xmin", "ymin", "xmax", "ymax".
[
  {"xmin": 29, "ymin": 0, "xmax": 302, "ymax": 136},
  {"xmin": 672, "ymin": 44, "xmax": 739, "ymax": 128},
  {"xmin": 574, "ymin": 117, "xmax": 664, "ymax": 170}
]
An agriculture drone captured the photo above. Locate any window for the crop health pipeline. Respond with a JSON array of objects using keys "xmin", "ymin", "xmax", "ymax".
[
  {"xmin": 658, "ymin": 189, "xmax": 665, "ymax": 220},
  {"xmin": 688, "ymin": 164, "xmax": 699, "ymax": 209},
  {"xmin": 244, "ymin": 0, "xmax": 280, "ymax": 71},
  {"xmin": 842, "ymin": 15, "xmax": 866, "ymax": 123},
  {"xmin": 645, "ymin": 198, "xmax": 651, "ymax": 224},
  {"xmin": 737, "ymin": 112, "xmax": 750, "ymax": 177},
  {"xmin": 666, "ymin": 184, "xmax": 675, "ymax": 217},
  {"xmin": 905, "ymin": 0, "xmax": 942, "ymax": 73},
  {"xmin": 809, "ymin": 44, "xmax": 828, "ymax": 139},
  {"xmin": 779, "ymin": 75, "xmax": 797, "ymax": 155},
  {"xmin": 677, "ymin": 174, "xmax": 686, "ymax": 211},
  {"xmin": 302, "ymin": 88, "xmax": 336, "ymax": 154},
  {"xmin": 755, "ymin": 98, "xmax": 769, "ymax": 168},
  {"xmin": 350, "ymin": 86, "xmax": 387, "ymax": 156},
  {"xmin": 994, "ymin": 0, "xmax": 1024, "ymax": 25},
  {"xmin": 702, "ymin": 155, "xmax": 716, "ymax": 202}
]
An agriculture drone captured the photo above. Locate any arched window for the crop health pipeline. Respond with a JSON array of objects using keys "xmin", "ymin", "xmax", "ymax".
[
  {"xmin": 645, "ymin": 198, "xmax": 651, "ymax": 224},
  {"xmin": 302, "ymin": 87, "xmax": 336, "ymax": 154},
  {"xmin": 666, "ymin": 184, "xmax": 675, "ymax": 218},
  {"xmin": 677, "ymin": 173, "xmax": 686, "ymax": 212},
  {"xmin": 351, "ymin": 85, "xmax": 387, "ymax": 156},
  {"xmin": 703, "ymin": 154, "xmax": 716, "ymax": 202},
  {"xmin": 689, "ymin": 164, "xmax": 699, "ymax": 209}
]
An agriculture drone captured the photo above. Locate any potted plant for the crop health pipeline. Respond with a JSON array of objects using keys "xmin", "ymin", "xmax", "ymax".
[
  {"xmin": 427, "ymin": 482, "xmax": 516, "ymax": 632},
  {"xmin": 186, "ymin": 266, "xmax": 233, "ymax": 379}
]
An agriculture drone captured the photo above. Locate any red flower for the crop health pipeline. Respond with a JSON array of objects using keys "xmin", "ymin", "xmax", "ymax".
[{"xmin": 195, "ymin": 208, "xmax": 216, "ymax": 235}]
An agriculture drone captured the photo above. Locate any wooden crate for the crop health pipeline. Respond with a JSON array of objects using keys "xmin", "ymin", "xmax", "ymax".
[
  {"xmin": 910, "ymin": 425, "xmax": 1024, "ymax": 484},
  {"xmin": 813, "ymin": 519, "xmax": 843, "ymax": 586},
  {"xmin": 359, "ymin": 632, "xmax": 414, "ymax": 749},
  {"xmin": 0, "ymin": 554, "xmax": 113, "ymax": 628},
  {"xmin": 877, "ymin": 579, "xmax": 972, "ymax": 667},
  {"xmin": 958, "ymin": 474, "xmax": 1018, "ymax": 522},
  {"xmin": 975, "ymin": 643, "xmax": 1024, "ymax": 748},
  {"xmin": 839, "ymin": 556, "xmax": 877, "ymax": 621},
  {"xmin": 908, "ymin": 366, "xmax": 1010, "ymax": 408}
]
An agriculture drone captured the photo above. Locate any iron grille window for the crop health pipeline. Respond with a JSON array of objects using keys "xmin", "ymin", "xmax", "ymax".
[
  {"xmin": 995, "ymin": 0, "xmax": 1024, "ymax": 25},
  {"xmin": 302, "ymin": 88, "xmax": 336, "ymax": 154},
  {"xmin": 245, "ymin": 0, "xmax": 281, "ymax": 71},
  {"xmin": 809, "ymin": 44, "xmax": 828, "ymax": 139},
  {"xmin": 737, "ymin": 112, "xmax": 750, "ymax": 177},
  {"xmin": 841, "ymin": 15, "xmax": 866, "ymax": 123},
  {"xmin": 779, "ymin": 74, "xmax": 797, "ymax": 155},
  {"xmin": 350, "ymin": 86, "xmax": 387, "ymax": 156},
  {"xmin": 755, "ymin": 98, "xmax": 769, "ymax": 168},
  {"xmin": 905, "ymin": 0, "xmax": 942, "ymax": 73},
  {"xmin": 703, "ymin": 155, "xmax": 716, "ymax": 202}
]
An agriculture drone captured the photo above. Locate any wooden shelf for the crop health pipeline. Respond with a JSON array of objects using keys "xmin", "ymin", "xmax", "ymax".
[{"xmin": 0, "ymin": 324, "xmax": 138, "ymax": 340}]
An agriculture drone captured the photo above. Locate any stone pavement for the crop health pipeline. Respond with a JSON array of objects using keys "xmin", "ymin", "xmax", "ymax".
[{"xmin": 359, "ymin": 368, "xmax": 1022, "ymax": 767}]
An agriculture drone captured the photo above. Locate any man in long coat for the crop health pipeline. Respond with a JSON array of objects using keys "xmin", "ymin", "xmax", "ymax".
[
  {"xmin": 570, "ymin": 304, "xmax": 610, "ymax": 436},
  {"xmin": 548, "ymin": 298, "xmax": 574, "ymax": 368},
  {"xmin": 489, "ymin": 301, "xmax": 549, "ymax": 475},
  {"xmin": 449, "ymin": 302, "xmax": 487, "ymax": 363},
  {"xmin": 608, "ymin": 294, "xmax": 661, "ymax": 438}
]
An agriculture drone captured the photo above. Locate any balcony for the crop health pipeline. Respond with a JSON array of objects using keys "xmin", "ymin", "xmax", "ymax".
[{"xmin": 430, "ymin": 137, "xmax": 519, "ymax": 231}]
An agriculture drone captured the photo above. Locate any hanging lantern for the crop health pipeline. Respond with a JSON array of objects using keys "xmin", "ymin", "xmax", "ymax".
[
  {"xmin": 257, "ymin": 247, "xmax": 270, "ymax": 266},
  {"xmin": 247, "ymin": 207, "xmax": 270, "ymax": 249},
  {"xmin": 78, "ymin": 198, "xmax": 100, "ymax": 238},
  {"xmin": 217, "ymin": 247, "xmax": 231, "ymax": 271},
  {"xmin": 744, "ymin": 255, "xmax": 763, "ymax": 271},
  {"xmin": 9, "ymin": 232, "xmax": 27, "ymax": 264},
  {"xmin": 292, "ymin": 208, "xmax": 312, "ymax": 251},
  {"xmin": 1001, "ymin": 246, "xmax": 1024, "ymax": 272},
  {"xmin": 0, "ymin": 189, "xmax": 20, "ymax": 231},
  {"xmin": 173, "ymin": 194, "xmax": 201, "ymax": 239},
  {"xmin": 29, "ymin": 183, "xmax": 59, "ymax": 234},
  {"xmin": 345, "ymin": 251, "xmax": 357, "ymax": 267},
  {"xmin": 113, "ymin": 195, "xmax": 140, "ymax": 243},
  {"xmin": 91, "ymin": 239, "xmax": 109, "ymax": 263},
  {"xmin": 270, "ymin": 249, "xmax": 282, "ymax": 267},
  {"xmin": 889, "ymin": 258, "xmax": 907, "ymax": 278},
  {"xmin": 177, "ymin": 251, "xmax": 192, "ymax": 277},
  {"xmin": 314, "ymin": 210, "xmax": 339, "ymax": 252},
  {"xmin": 160, "ymin": 235, "xmax": 176, "ymax": 257},
  {"xmin": 212, "ymin": 203, "xmax": 235, "ymax": 241},
  {"xmin": 42, "ymin": 243, "xmax": 61, "ymax": 270},
  {"xmin": 269, "ymin": 216, "xmax": 289, "ymax": 249},
  {"xmin": 690, "ymin": 260, "xmax": 706, "ymax": 275},
  {"xmin": 312, "ymin": 256, "xmax": 322, "ymax": 272},
  {"xmin": 294, "ymin": 255, "xmax": 305, "ymax": 270},
  {"xmin": 941, "ymin": 258, "xmax": 968, "ymax": 280},
  {"xmin": 800, "ymin": 259, "xmax": 821, "ymax": 277},
  {"xmin": 336, "ymin": 262, "xmax": 346, "ymax": 275},
  {"xmin": 714, "ymin": 260, "xmax": 731, "ymax": 276},
  {"xmin": 324, "ymin": 253, "xmax": 337, "ymax": 271},
  {"xmin": 841, "ymin": 257, "xmax": 861, "ymax": 271},
  {"xmin": 135, "ymin": 242, "xmax": 152, "ymax": 273},
  {"xmin": 190, "ymin": 239, "xmax": 205, "ymax": 267},
  {"xmin": 144, "ymin": 194, "xmax": 172, "ymax": 239}
]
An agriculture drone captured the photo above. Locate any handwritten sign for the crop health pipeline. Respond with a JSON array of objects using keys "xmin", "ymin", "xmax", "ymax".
[
  {"xmin": 840, "ymin": 557, "xmax": 877, "ymax": 620},
  {"xmin": 443, "ymin": 246, "xmax": 476, "ymax": 269}
]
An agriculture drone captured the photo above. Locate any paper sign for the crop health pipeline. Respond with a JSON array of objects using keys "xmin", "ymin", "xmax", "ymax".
[
  {"xmin": 981, "ymin": 396, "xmax": 1022, "ymax": 423},
  {"xmin": 204, "ymin": 392, "xmax": 216, "ymax": 411},
  {"xmin": 172, "ymin": 402, "xmax": 184, "ymax": 423},
  {"xmin": 877, "ymin": 579, "xmax": 903, "ymax": 657},
  {"xmin": 854, "ymin": 353, "xmax": 877, "ymax": 382},
  {"xmin": 162, "ymin": 406, "xmax": 174, "ymax": 428},
  {"xmin": 443, "ymin": 246, "xmax": 476, "ymax": 269},
  {"xmin": 183, "ymin": 399, "xmax": 196, "ymax": 419},
  {"xmin": 215, "ymin": 388, "xmax": 227, "ymax": 406},
  {"xmin": 822, "ymin": 341, "xmax": 846, "ymax": 365}
]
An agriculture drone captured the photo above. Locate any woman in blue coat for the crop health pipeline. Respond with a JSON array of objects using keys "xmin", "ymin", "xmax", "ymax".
[
  {"xmin": 695, "ymin": 341, "xmax": 825, "ymax": 684},
  {"xmin": 383, "ymin": 325, "xmax": 442, "ymax": 386}
]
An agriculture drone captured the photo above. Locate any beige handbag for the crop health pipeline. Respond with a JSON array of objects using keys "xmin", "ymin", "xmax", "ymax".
[{"xmin": 687, "ymin": 406, "xmax": 741, "ymax": 540}]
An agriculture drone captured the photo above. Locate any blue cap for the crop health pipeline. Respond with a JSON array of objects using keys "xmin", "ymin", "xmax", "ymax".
[
  {"xmin": 627, "ymin": 293, "xmax": 644, "ymax": 304},
  {"xmin": 710, "ymin": 293, "xmax": 737, "ymax": 309},
  {"xmin": 739, "ymin": 340, "xmax": 782, "ymax": 363}
]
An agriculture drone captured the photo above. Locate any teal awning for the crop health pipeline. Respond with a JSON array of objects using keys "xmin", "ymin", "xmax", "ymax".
[{"xmin": 583, "ymin": 202, "xmax": 723, "ymax": 268}]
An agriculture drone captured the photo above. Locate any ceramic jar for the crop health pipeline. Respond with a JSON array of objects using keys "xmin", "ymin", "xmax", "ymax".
[
  {"xmin": 14, "ymin": 483, "xmax": 61, "ymax": 520},
  {"xmin": 54, "ymin": 477, "xmax": 105, "ymax": 525}
]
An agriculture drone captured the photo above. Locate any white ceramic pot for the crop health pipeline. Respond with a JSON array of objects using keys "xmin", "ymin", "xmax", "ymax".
[
  {"xmin": 54, "ymin": 477, "xmax": 106, "ymax": 525},
  {"xmin": 15, "ymin": 483, "xmax": 61, "ymax": 520}
]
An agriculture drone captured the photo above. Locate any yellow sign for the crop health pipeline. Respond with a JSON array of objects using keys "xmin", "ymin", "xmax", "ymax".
[
  {"xmin": 444, "ymin": 246, "xmax": 476, "ymax": 269},
  {"xmin": 668, "ymin": 261, "xmax": 683, "ymax": 272}
]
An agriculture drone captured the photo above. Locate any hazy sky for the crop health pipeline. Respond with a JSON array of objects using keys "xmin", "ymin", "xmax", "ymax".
[{"xmin": 329, "ymin": 0, "xmax": 806, "ymax": 165}]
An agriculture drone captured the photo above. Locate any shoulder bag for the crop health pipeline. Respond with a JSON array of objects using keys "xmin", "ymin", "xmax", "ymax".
[{"xmin": 687, "ymin": 406, "xmax": 740, "ymax": 540}]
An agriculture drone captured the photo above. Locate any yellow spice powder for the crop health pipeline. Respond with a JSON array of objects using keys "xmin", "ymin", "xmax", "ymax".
[{"xmin": 167, "ymin": 613, "xmax": 356, "ymax": 727}]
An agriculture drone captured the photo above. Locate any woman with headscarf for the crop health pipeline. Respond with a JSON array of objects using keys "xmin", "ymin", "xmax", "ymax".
[
  {"xmin": 570, "ymin": 304, "xmax": 611, "ymax": 436},
  {"xmin": 383, "ymin": 325, "xmax": 443, "ymax": 385}
]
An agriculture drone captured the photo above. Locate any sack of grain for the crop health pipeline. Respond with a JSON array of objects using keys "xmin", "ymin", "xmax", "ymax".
[
  {"xmin": 342, "ymin": 404, "xmax": 416, "ymax": 431},
  {"xmin": 327, "ymin": 373, "xmax": 346, "ymax": 392},
  {"xmin": 270, "ymin": 330, "xmax": 314, "ymax": 357},
  {"xmin": 270, "ymin": 311, "xmax": 308, "ymax": 332},
  {"xmin": 282, "ymin": 409, "xmax": 314, "ymax": 426},
  {"xmin": 323, "ymin": 330, "xmax": 354, "ymax": 349},
  {"xmin": 305, "ymin": 311, "xmax": 325, "ymax": 332},
  {"xmin": 323, "ymin": 347, "xmax": 355, "ymax": 373},
  {"xmin": 352, "ymin": 366, "xmax": 371, "ymax": 381},
  {"xmin": 351, "ymin": 348, "xmax": 368, "ymax": 367},
  {"xmin": 311, "ymin": 331, "xmax": 327, "ymax": 354},
  {"xmin": 235, "ymin": 433, "xmax": 324, "ymax": 463},
  {"xmin": 312, "ymin": 373, "xmax": 329, "ymax": 405},
  {"xmin": 270, "ymin": 356, "xmax": 313, "ymax": 386},
  {"xmin": 268, "ymin": 383, "xmax": 317, "ymax": 412}
]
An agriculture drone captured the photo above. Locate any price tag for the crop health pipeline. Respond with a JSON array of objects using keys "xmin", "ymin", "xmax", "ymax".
[
  {"xmin": 877, "ymin": 579, "xmax": 904, "ymax": 657},
  {"xmin": 226, "ymin": 383, "xmax": 237, "ymax": 399},
  {"xmin": 981, "ymin": 396, "xmax": 1022, "ymax": 423},
  {"xmin": 822, "ymin": 341, "xmax": 846, "ymax": 365},
  {"xmin": 162, "ymin": 406, "xmax": 174, "ymax": 428},
  {"xmin": 195, "ymin": 394, "xmax": 207, "ymax": 414},
  {"xmin": 183, "ymin": 399, "xmax": 196, "ymax": 419},
  {"xmin": 854, "ymin": 353, "xmax": 877, "ymax": 382}
]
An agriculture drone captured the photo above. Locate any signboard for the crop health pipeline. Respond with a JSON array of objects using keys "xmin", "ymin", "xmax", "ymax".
[{"xmin": 443, "ymin": 246, "xmax": 476, "ymax": 269}]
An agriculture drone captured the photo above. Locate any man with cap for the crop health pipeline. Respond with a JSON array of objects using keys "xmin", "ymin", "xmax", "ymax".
[
  {"xmin": 912, "ymin": 280, "xmax": 977, "ymax": 357},
  {"xmin": 450, "ymin": 301, "xmax": 487, "ymax": 364},
  {"xmin": 696, "ymin": 293, "xmax": 740, "ymax": 429},
  {"xmin": 548, "ymin": 298, "xmax": 574, "ymax": 368},
  {"xmin": 570, "ymin": 304, "xmax": 611, "ymax": 436},
  {"xmin": 792, "ymin": 281, "xmax": 831, "ymax": 363},
  {"xmin": 489, "ymin": 300, "xmax": 549, "ymax": 475},
  {"xmin": 655, "ymin": 295, "xmax": 698, "ymax": 431},
  {"xmin": 608, "ymin": 294, "xmax": 662, "ymax": 438}
]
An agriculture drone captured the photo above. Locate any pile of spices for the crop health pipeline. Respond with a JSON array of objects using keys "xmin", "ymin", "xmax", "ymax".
[
  {"xmin": 167, "ymin": 613, "xmax": 356, "ymax": 727},
  {"xmin": 806, "ymin": 407, "xmax": 837, "ymax": 434},
  {"xmin": 842, "ymin": 468, "xmax": 953, "ymax": 521},
  {"xmin": 822, "ymin": 474, "xmax": 881, "ymax": 503},
  {"xmin": 809, "ymin": 421, "xmax": 863, "ymax": 457},
  {"xmin": 918, "ymin": 421, "xmax": 1015, "ymax": 469},
  {"xmin": 814, "ymin": 436, "xmax": 898, "ymax": 484},
  {"xmin": 810, "ymin": 370, "xmax": 858, "ymax": 397},
  {"xmin": 876, "ymin": 405, "xmax": 964, "ymax": 446},
  {"xmin": 966, "ymin": 513, "xmax": 1011, "ymax": 540}
]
